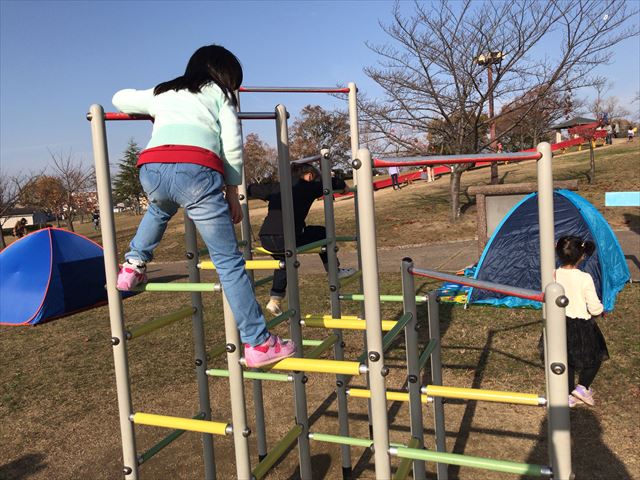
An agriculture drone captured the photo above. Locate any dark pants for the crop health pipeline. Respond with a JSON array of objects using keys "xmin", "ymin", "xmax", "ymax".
[
  {"xmin": 568, "ymin": 363, "xmax": 601, "ymax": 391},
  {"xmin": 391, "ymin": 173, "xmax": 400, "ymax": 189},
  {"xmin": 260, "ymin": 225, "xmax": 332, "ymax": 297}
]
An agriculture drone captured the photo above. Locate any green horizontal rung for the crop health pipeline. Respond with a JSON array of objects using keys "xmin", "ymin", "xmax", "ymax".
[
  {"xmin": 252, "ymin": 424, "xmax": 304, "ymax": 479},
  {"xmin": 297, "ymin": 238, "xmax": 331, "ymax": 254},
  {"xmin": 254, "ymin": 275, "xmax": 274, "ymax": 287},
  {"xmin": 132, "ymin": 282, "xmax": 219, "ymax": 292},
  {"xmin": 309, "ymin": 432, "xmax": 373, "ymax": 448},
  {"xmin": 340, "ymin": 294, "xmax": 427, "ymax": 304},
  {"xmin": 302, "ymin": 339, "xmax": 325, "ymax": 347},
  {"xmin": 392, "ymin": 446, "xmax": 548, "ymax": 476},
  {"xmin": 206, "ymin": 369, "xmax": 291, "ymax": 382},
  {"xmin": 382, "ymin": 312, "xmax": 412, "ymax": 352},
  {"xmin": 335, "ymin": 235, "xmax": 357, "ymax": 242},
  {"xmin": 127, "ymin": 306, "xmax": 195, "ymax": 339},
  {"xmin": 137, "ymin": 412, "xmax": 205, "ymax": 465},
  {"xmin": 307, "ymin": 335, "xmax": 339, "ymax": 359},
  {"xmin": 266, "ymin": 309, "xmax": 295, "ymax": 329},
  {"xmin": 419, "ymin": 339, "xmax": 439, "ymax": 370}
]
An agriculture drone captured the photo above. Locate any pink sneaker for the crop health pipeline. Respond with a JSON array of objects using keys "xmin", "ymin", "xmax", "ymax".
[
  {"xmin": 572, "ymin": 385, "xmax": 595, "ymax": 406},
  {"xmin": 116, "ymin": 261, "xmax": 147, "ymax": 290},
  {"xmin": 244, "ymin": 335, "xmax": 296, "ymax": 368}
]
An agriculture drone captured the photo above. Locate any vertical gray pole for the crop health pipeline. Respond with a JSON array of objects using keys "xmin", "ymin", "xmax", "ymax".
[
  {"xmin": 88, "ymin": 104, "xmax": 138, "ymax": 479},
  {"xmin": 353, "ymin": 148, "xmax": 391, "ymax": 477},
  {"xmin": 537, "ymin": 142, "xmax": 556, "ymax": 297},
  {"xmin": 236, "ymin": 92, "xmax": 269, "ymax": 462},
  {"xmin": 221, "ymin": 293, "xmax": 252, "ymax": 479},
  {"xmin": 401, "ymin": 259, "xmax": 426, "ymax": 479},
  {"xmin": 537, "ymin": 142, "xmax": 572, "ymax": 479},
  {"xmin": 544, "ymin": 283, "xmax": 572, "ymax": 479},
  {"xmin": 275, "ymin": 104, "xmax": 313, "ymax": 479},
  {"xmin": 320, "ymin": 149, "xmax": 352, "ymax": 478},
  {"xmin": 348, "ymin": 83, "xmax": 372, "ymax": 439},
  {"xmin": 427, "ymin": 291, "xmax": 448, "ymax": 480},
  {"xmin": 184, "ymin": 215, "xmax": 216, "ymax": 479}
]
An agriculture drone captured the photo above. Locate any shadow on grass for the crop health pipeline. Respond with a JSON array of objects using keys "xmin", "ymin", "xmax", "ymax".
[
  {"xmin": 0, "ymin": 453, "xmax": 47, "ymax": 480},
  {"xmin": 285, "ymin": 453, "xmax": 332, "ymax": 480},
  {"xmin": 623, "ymin": 213, "xmax": 639, "ymax": 234},
  {"xmin": 521, "ymin": 408, "xmax": 632, "ymax": 479}
]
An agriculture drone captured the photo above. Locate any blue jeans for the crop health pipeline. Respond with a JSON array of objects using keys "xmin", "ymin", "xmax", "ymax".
[{"xmin": 126, "ymin": 163, "xmax": 268, "ymax": 346}]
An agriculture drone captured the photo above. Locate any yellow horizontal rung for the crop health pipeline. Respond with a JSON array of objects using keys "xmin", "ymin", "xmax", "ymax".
[
  {"xmin": 131, "ymin": 412, "xmax": 230, "ymax": 435},
  {"xmin": 348, "ymin": 388, "xmax": 429, "ymax": 403},
  {"xmin": 266, "ymin": 357, "xmax": 365, "ymax": 376},
  {"xmin": 423, "ymin": 385, "xmax": 544, "ymax": 406},
  {"xmin": 199, "ymin": 259, "xmax": 283, "ymax": 270},
  {"xmin": 302, "ymin": 316, "xmax": 397, "ymax": 331}
]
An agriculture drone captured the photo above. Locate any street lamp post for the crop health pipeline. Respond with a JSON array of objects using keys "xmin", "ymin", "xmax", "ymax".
[{"xmin": 475, "ymin": 51, "xmax": 504, "ymax": 184}]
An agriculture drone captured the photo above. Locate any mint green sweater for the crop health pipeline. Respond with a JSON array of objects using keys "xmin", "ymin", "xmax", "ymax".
[{"xmin": 112, "ymin": 83, "xmax": 243, "ymax": 185}]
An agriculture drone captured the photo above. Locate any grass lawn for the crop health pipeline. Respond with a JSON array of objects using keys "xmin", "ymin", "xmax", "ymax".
[{"xmin": 1, "ymin": 142, "xmax": 638, "ymax": 479}]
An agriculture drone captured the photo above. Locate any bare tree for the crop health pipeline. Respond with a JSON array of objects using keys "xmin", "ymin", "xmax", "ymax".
[
  {"xmin": 360, "ymin": 0, "xmax": 637, "ymax": 220},
  {"xmin": 0, "ymin": 173, "xmax": 38, "ymax": 249},
  {"xmin": 49, "ymin": 149, "xmax": 95, "ymax": 231},
  {"xmin": 244, "ymin": 133, "xmax": 278, "ymax": 183},
  {"xmin": 289, "ymin": 105, "xmax": 351, "ymax": 170}
]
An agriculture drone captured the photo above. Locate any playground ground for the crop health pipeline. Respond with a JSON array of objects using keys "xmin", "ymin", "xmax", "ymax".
[{"xmin": 1, "ymin": 142, "xmax": 638, "ymax": 479}]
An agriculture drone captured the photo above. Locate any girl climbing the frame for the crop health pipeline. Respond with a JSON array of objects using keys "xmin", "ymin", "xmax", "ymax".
[{"xmin": 111, "ymin": 44, "xmax": 295, "ymax": 368}]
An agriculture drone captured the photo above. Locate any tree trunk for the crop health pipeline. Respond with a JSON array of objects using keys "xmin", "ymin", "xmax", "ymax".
[
  {"xmin": 588, "ymin": 143, "xmax": 596, "ymax": 184},
  {"xmin": 0, "ymin": 230, "xmax": 6, "ymax": 250},
  {"xmin": 450, "ymin": 170, "xmax": 463, "ymax": 221},
  {"xmin": 490, "ymin": 163, "xmax": 499, "ymax": 185}
]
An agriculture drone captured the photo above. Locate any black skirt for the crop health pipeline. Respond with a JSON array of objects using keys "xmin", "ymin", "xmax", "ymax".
[{"xmin": 538, "ymin": 316, "xmax": 609, "ymax": 369}]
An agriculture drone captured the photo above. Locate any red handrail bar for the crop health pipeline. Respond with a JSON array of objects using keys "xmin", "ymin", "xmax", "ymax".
[
  {"xmin": 410, "ymin": 267, "xmax": 544, "ymax": 302},
  {"xmin": 239, "ymin": 86, "xmax": 351, "ymax": 93},
  {"xmin": 87, "ymin": 112, "xmax": 280, "ymax": 121},
  {"xmin": 373, "ymin": 151, "xmax": 542, "ymax": 168}
]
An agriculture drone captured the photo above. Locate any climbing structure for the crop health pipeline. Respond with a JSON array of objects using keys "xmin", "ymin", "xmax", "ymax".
[{"xmin": 88, "ymin": 83, "xmax": 573, "ymax": 480}]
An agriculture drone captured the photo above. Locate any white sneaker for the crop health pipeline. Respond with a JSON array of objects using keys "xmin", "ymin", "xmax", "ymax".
[
  {"xmin": 266, "ymin": 296, "xmax": 284, "ymax": 316},
  {"xmin": 338, "ymin": 268, "xmax": 357, "ymax": 279}
]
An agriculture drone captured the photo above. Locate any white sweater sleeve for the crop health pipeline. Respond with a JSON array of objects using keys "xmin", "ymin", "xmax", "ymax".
[
  {"xmin": 112, "ymin": 88, "xmax": 155, "ymax": 114},
  {"xmin": 583, "ymin": 274, "xmax": 604, "ymax": 316},
  {"xmin": 217, "ymin": 96, "xmax": 244, "ymax": 185}
]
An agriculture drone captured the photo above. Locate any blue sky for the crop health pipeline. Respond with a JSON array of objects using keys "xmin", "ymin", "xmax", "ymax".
[{"xmin": 1, "ymin": 0, "xmax": 638, "ymax": 176}]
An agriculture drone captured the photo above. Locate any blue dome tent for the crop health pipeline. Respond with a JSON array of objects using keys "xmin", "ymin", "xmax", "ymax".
[
  {"xmin": 1, "ymin": 228, "xmax": 111, "ymax": 325},
  {"xmin": 467, "ymin": 190, "xmax": 629, "ymax": 310}
]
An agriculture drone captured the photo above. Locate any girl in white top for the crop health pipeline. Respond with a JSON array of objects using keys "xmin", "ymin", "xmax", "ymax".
[{"xmin": 555, "ymin": 235, "xmax": 609, "ymax": 407}]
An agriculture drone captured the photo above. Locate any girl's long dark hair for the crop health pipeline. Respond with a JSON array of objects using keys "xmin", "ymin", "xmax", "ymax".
[
  {"xmin": 556, "ymin": 235, "xmax": 596, "ymax": 266},
  {"xmin": 154, "ymin": 44, "xmax": 243, "ymax": 107}
]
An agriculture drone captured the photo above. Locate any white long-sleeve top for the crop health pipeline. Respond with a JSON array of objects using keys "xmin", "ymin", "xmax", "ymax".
[
  {"xmin": 555, "ymin": 268, "xmax": 604, "ymax": 320},
  {"xmin": 112, "ymin": 83, "xmax": 243, "ymax": 185}
]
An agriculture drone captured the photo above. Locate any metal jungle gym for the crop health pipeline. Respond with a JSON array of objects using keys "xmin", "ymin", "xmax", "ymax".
[{"xmin": 87, "ymin": 82, "xmax": 572, "ymax": 479}]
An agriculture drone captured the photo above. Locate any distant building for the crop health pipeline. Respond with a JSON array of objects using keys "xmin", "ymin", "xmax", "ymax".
[
  {"xmin": 551, "ymin": 117, "xmax": 597, "ymax": 143},
  {"xmin": 1, "ymin": 207, "xmax": 51, "ymax": 231}
]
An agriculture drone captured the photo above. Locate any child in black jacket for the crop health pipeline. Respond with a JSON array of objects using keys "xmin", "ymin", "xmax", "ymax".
[{"xmin": 248, "ymin": 163, "xmax": 355, "ymax": 315}]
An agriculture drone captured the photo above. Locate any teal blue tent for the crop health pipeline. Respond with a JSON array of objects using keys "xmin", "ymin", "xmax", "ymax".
[{"xmin": 467, "ymin": 190, "xmax": 629, "ymax": 310}]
